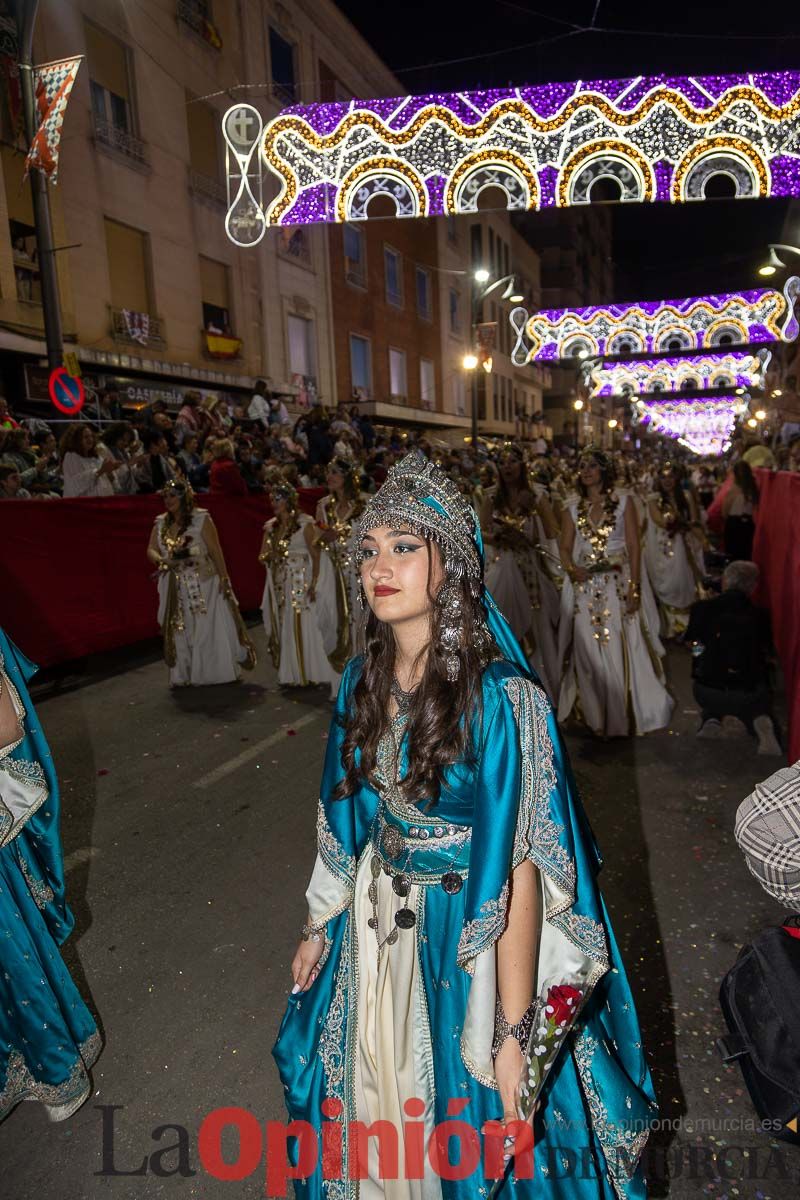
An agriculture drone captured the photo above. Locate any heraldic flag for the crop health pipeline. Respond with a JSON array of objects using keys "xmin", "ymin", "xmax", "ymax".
[{"xmin": 24, "ymin": 57, "xmax": 81, "ymax": 183}]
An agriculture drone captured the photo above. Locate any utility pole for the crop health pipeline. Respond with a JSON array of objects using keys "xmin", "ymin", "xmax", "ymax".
[{"xmin": 13, "ymin": 0, "xmax": 63, "ymax": 369}]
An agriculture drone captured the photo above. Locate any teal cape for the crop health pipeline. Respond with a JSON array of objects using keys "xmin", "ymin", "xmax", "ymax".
[
  {"xmin": 273, "ymin": 653, "xmax": 657, "ymax": 1199},
  {"xmin": 0, "ymin": 629, "xmax": 100, "ymax": 1122}
]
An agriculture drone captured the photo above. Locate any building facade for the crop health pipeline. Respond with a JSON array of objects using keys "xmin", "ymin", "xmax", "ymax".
[
  {"xmin": 514, "ymin": 207, "xmax": 614, "ymax": 446},
  {"xmin": 1, "ymin": 0, "xmax": 551, "ymax": 446},
  {"xmin": 0, "ymin": 0, "xmax": 343, "ymax": 416}
]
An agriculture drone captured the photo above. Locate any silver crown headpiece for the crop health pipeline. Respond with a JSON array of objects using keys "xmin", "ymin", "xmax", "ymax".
[{"xmin": 358, "ymin": 451, "xmax": 483, "ymax": 580}]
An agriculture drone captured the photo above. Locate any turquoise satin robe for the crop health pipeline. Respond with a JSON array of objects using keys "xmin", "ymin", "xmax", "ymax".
[
  {"xmin": 274, "ymin": 655, "xmax": 656, "ymax": 1198},
  {"xmin": 0, "ymin": 630, "xmax": 100, "ymax": 1122}
]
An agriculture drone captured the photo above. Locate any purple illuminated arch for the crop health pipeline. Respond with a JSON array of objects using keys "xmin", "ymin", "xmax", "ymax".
[
  {"xmin": 225, "ymin": 72, "xmax": 800, "ymax": 236},
  {"xmin": 509, "ymin": 279, "xmax": 800, "ymax": 364},
  {"xmin": 589, "ymin": 351, "xmax": 768, "ymax": 397}
]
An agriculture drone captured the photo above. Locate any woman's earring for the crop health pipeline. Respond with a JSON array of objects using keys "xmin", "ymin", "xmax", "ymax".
[
  {"xmin": 438, "ymin": 578, "xmax": 463, "ymax": 681},
  {"xmin": 357, "ymin": 580, "xmax": 366, "ymax": 610}
]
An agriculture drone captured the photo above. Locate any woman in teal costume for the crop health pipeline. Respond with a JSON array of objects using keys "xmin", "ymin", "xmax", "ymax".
[
  {"xmin": 0, "ymin": 628, "xmax": 101, "ymax": 1121},
  {"xmin": 273, "ymin": 452, "xmax": 656, "ymax": 1198}
]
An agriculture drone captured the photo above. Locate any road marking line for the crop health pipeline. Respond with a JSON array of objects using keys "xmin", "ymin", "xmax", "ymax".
[
  {"xmin": 64, "ymin": 846, "xmax": 99, "ymax": 872},
  {"xmin": 192, "ymin": 710, "xmax": 323, "ymax": 790}
]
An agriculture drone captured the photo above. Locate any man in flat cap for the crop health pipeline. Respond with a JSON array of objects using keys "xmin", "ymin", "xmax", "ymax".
[{"xmin": 735, "ymin": 763, "xmax": 800, "ymax": 903}]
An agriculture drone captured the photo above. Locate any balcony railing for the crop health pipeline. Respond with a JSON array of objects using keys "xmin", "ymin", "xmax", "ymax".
[
  {"xmin": 110, "ymin": 307, "xmax": 166, "ymax": 348},
  {"xmin": 93, "ymin": 114, "xmax": 147, "ymax": 165},
  {"xmin": 188, "ymin": 168, "xmax": 226, "ymax": 207}
]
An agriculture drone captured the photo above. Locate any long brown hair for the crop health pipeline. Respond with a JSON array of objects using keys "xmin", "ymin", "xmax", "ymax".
[
  {"xmin": 163, "ymin": 480, "xmax": 195, "ymax": 531},
  {"xmin": 334, "ymin": 541, "xmax": 495, "ymax": 808},
  {"xmin": 733, "ymin": 460, "xmax": 759, "ymax": 504},
  {"xmin": 59, "ymin": 422, "xmax": 97, "ymax": 460},
  {"xmin": 496, "ymin": 449, "xmax": 532, "ymax": 512}
]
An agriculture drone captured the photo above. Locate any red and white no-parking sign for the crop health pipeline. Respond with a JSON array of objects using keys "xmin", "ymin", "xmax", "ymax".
[{"xmin": 49, "ymin": 366, "xmax": 85, "ymax": 416}]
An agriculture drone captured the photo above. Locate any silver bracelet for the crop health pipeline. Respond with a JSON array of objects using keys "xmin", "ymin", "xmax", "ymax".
[
  {"xmin": 492, "ymin": 995, "xmax": 537, "ymax": 1059},
  {"xmin": 301, "ymin": 924, "xmax": 322, "ymax": 942}
]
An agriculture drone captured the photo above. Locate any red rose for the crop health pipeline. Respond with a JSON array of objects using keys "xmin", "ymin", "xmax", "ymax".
[{"xmin": 545, "ymin": 984, "xmax": 582, "ymax": 1027}]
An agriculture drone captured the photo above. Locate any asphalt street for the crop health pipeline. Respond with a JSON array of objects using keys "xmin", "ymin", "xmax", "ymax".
[{"xmin": 0, "ymin": 627, "xmax": 792, "ymax": 1199}]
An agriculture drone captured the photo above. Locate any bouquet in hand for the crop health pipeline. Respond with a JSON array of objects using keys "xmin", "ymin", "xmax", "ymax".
[
  {"xmin": 518, "ymin": 981, "xmax": 584, "ymax": 1116},
  {"xmin": 488, "ymin": 978, "xmax": 585, "ymax": 1200}
]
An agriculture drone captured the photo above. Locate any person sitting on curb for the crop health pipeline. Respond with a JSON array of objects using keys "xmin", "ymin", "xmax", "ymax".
[{"xmin": 686, "ymin": 560, "xmax": 781, "ymax": 755}]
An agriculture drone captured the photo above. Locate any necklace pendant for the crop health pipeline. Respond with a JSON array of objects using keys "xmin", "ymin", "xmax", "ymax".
[
  {"xmin": 367, "ymin": 917, "xmax": 377, "ymax": 930},
  {"xmin": 394, "ymin": 907, "xmax": 416, "ymax": 930},
  {"xmin": 381, "ymin": 825, "xmax": 404, "ymax": 860},
  {"xmin": 392, "ymin": 874, "xmax": 411, "ymax": 897},
  {"xmin": 368, "ymin": 880, "xmax": 378, "ymax": 905},
  {"xmin": 441, "ymin": 871, "xmax": 464, "ymax": 895}
]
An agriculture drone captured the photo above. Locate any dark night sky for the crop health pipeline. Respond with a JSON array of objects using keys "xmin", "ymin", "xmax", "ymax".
[{"xmin": 334, "ymin": 0, "xmax": 800, "ymax": 302}]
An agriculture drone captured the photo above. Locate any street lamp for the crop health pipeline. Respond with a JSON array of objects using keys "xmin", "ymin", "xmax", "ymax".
[
  {"xmin": 754, "ymin": 408, "xmax": 767, "ymax": 420},
  {"xmin": 467, "ymin": 269, "xmax": 525, "ymax": 447},
  {"xmin": 573, "ymin": 398, "xmax": 584, "ymax": 410},
  {"xmin": 608, "ymin": 418, "xmax": 618, "ymax": 429},
  {"xmin": 758, "ymin": 244, "xmax": 800, "ymax": 277}
]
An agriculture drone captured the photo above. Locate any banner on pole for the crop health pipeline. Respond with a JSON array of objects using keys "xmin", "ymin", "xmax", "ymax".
[{"xmin": 24, "ymin": 56, "xmax": 82, "ymax": 183}]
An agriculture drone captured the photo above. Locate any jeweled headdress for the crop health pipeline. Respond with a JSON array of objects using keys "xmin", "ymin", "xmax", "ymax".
[
  {"xmin": 162, "ymin": 477, "xmax": 195, "ymax": 505},
  {"xmin": 272, "ymin": 482, "xmax": 298, "ymax": 509},
  {"xmin": 330, "ymin": 456, "xmax": 361, "ymax": 495},
  {"xmin": 358, "ymin": 451, "xmax": 483, "ymax": 579},
  {"xmin": 578, "ymin": 444, "xmax": 611, "ymax": 470}
]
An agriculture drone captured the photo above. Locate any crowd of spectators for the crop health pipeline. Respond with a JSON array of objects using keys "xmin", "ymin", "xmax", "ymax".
[
  {"xmin": 0, "ymin": 379, "xmax": 390, "ymax": 500},
  {"xmin": 1, "ymin": 377, "xmax": 800, "ymax": 510}
]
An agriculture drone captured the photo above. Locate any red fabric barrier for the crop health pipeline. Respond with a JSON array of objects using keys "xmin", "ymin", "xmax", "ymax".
[
  {"xmin": 1, "ymin": 478, "xmax": 798, "ymax": 762},
  {"xmin": 0, "ymin": 488, "xmax": 325, "ymax": 667},
  {"xmin": 752, "ymin": 470, "xmax": 800, "ymax": 763}
]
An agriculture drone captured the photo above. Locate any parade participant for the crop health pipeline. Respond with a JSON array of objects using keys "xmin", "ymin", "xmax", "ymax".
[
  {"xmin": 644, "ymin": 462, "xmax": 704, "ymax": 637},
  {"xmin": 274, "ymin": 451, "xmax": 656, "ymax": 1200},
  {"xmin": 314, "ymin": 457, "xmax": 366, "ymax": 672},
  {"xmin": 722, "ymin": 461, "xmax": 759, "ymax": 561},
  {"xmin": 260, "ymin": 483, "xmax": 339, "ymax": 692},
  {"xmin": 0, "ymin": 627, "xmax": 101, "ymax": 1121},
  {"xmin": 480, "ymin": 445, "xmax": 560, "ymax": 696},
  {"xmin": 146, "ymin": 480, "xmax": 255, "ymax": 686},
  {"xmin": 557, "ymin": 448, "xmax": 673, "ymax": 737}
]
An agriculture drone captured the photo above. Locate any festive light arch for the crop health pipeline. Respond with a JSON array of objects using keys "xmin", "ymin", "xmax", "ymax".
[
  {"xmin": 509, "ymin": 277, "xmax": 800, "ymax": 364},
  {"xmin": 223, "ymin": 72, "xmax": 800, "ymax": 236},
  {"xmin": 589, "ymin": 351, "xmax": 769, "ymax": 398},
  {"xmin": 639, "ymin": 395, "xmax": 744, "ymax": 456}
]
